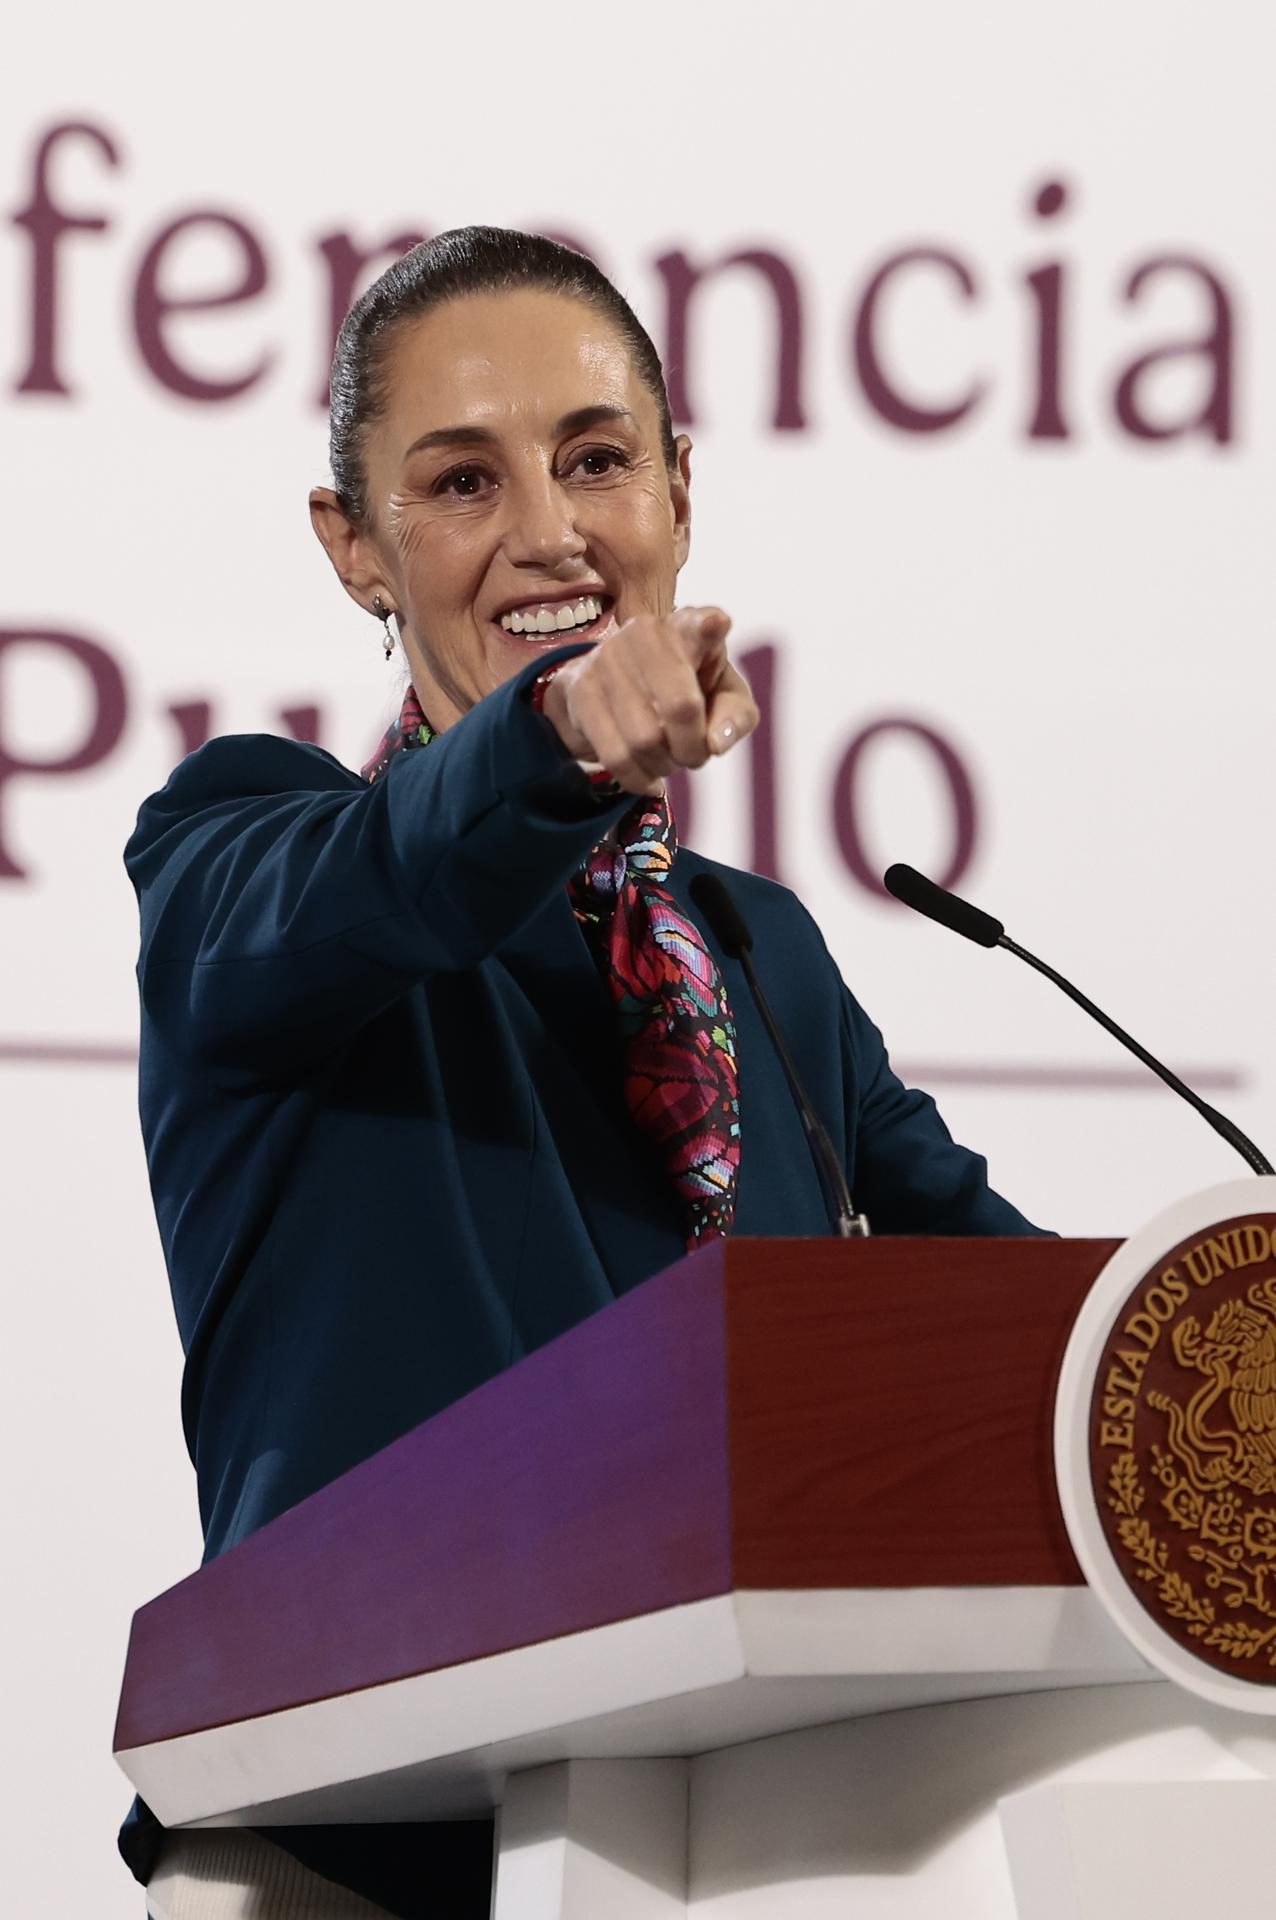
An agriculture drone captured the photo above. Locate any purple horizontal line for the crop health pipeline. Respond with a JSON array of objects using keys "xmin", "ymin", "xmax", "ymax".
[
  {"xmin": 898, "ymin": 1063, "xmax": 1246, "ymax": 1092},
  {"xmin": 0, "ymin": 1040, "xmax": 139, "ymax": 1066},
  {"xmin": 0, "ymin": 1040, "xmax": 1248, "ymax": 1094}
]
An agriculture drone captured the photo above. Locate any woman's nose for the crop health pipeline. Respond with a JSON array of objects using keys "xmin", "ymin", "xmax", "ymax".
[{"xmin": 503, "ymin": 471, "xmax": 588, "ymax": 567}]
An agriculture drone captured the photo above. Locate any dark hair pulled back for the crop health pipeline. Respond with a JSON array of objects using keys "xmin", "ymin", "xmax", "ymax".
[{"xmin": 328, "ymin": 225, "xmax": 677, "ymax": 523}]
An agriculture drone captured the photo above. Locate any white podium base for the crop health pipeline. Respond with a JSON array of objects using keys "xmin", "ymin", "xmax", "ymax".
[{"xmin": 492, "ymin": 1681, "xmax": 1276, "ymax": 1920}]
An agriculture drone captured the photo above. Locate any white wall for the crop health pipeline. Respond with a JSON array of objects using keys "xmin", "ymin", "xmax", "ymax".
[{"xmin": 2, "ymin": 2, "xmax": 1273, "ymax": 1910}]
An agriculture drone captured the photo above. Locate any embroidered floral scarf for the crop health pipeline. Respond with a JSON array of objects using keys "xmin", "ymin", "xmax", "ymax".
[{"xmin": 365, "ymin": 687, "xmax": 741, "ymax": 1244}]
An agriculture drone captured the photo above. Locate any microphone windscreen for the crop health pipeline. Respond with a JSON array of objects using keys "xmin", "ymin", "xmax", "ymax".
[
  {"xmin": 688, "ymin": 872, "xmax": 753, "ymax": 958},
  {"xmin": 883, "ymin": 863, "xmax": 1004, "ymax": 949}
]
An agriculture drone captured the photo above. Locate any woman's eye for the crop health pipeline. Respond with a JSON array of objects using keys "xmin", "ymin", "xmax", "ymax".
[
  {"xmin": 572, "ymin": 446, "xmax": 628, "ymax": 478},
  {"xmin": 435, "ymin": 465, "xmax": 491, "ymax": 498}
]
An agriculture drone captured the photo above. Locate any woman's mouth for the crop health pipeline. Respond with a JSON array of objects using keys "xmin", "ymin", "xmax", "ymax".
[{"xmin": 497, "ymin": 594, "xmax": 615, "ymax": 641}]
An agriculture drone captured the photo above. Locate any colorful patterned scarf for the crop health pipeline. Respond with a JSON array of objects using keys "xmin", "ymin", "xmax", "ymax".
[
  {"xmin": 364, "ymin": 687, "xmax": 740, "ymax": 1244},
  {"xmin": 362, "ymin": 685, "xmax": 437, "ymax": 780}
]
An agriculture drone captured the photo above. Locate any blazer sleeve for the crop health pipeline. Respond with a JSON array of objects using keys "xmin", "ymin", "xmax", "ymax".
[
  {"xmin": 841, "ymin": 988, "xmax": 1049, "ymax": 1235},
  {"xmin": 125, "ymin": 648, "xmax": 625, "ymax": 1075}
]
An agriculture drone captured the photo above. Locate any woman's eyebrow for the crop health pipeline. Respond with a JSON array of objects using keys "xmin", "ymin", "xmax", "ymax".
[
  {"xmin": 401, "ymin": 405, "xmax": 637, "ymax": 462},
  {"xmin": 555, "ymin": 405, "xmax": 637, "ymax": 436},
  {"xmin": 402, "ymin": 424, "xmax": 499, "ymax": 459}
]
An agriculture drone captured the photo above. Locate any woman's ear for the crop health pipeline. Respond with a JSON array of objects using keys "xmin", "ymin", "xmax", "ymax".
[
  {"xmin": 670, "ymin": 435, "xmax": 693, "ymax": 570},
  {"xmin": 308, "ymin": 487, "xmax": 390, "ymax": 613}
]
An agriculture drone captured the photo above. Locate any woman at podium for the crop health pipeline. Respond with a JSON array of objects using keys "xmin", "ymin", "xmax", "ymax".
[{"xmin": 123, "ymin": 227, "xmax": 1041, "ymax": 1919}]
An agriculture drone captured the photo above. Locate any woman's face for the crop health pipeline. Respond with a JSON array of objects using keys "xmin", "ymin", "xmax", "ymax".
[{"xmin": 312, "ymin": 289, "xmax": 692, "ymax": 729}]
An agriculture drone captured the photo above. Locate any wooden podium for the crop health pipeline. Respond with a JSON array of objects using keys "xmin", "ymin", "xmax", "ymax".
[{"xmin": 114, "ymin": 1239, "xmax": 1276, "ymax": 1918}]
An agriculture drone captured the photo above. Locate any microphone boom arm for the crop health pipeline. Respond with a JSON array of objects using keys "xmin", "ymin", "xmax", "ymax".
[
  {"xmin": 1000, "ymin": 935, "xmax": 1274, "ymax": 1177},
  {"xmin": 736, "ymin": 946, "xmax": 872, "ymax": 1239},
  {"xmin": 883, "ymin": 860, "xmax": 1273, "ymax": 1180}
]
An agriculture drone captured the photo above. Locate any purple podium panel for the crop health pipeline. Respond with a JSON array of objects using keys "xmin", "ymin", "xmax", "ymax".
[
  {"xmin": 114, "ymin": 1236, "xmax": 1137, "ymax": 1831},
  {"xmin": 115, "ymin": 1244, "xmax": 732, "ymax": 1755}
]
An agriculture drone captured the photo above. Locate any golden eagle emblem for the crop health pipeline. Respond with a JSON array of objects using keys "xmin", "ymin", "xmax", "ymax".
[{"xmin": 1091, "ymin": 1222, "xmax": 1276, "ymax": 1678}]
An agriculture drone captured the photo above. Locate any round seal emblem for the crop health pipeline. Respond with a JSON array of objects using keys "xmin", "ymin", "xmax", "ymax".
[{"xmin": 1056, "ymin": 1178, "xmax": 1276, "ymax": 1712}]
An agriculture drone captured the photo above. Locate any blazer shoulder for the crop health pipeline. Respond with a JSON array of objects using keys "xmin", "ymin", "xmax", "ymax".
[
  {"xmin": 678, "ymin": 848, "xmax": 824, "ymax": 945},
  {"xmin": 154, "ymin": 733, "xmax": 363, "ymax": 808},
  {"xmin": 124, "ymin": 734, "xmax": 364, "ymax": 880}
]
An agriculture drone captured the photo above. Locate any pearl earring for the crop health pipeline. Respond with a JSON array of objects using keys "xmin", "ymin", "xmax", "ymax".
[{"xmin": 372, "ymin": 596, "xmax": 395, "ymax": 660}]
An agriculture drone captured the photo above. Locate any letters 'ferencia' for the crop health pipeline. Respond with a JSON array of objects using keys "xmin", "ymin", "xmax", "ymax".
[{"xmin": 7, "ymin": 121, "xmax": 1236, "ymax": 444}]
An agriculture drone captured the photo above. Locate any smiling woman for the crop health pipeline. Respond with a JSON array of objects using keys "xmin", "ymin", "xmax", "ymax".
[
  {"xmin": 307, "ymin": 235, "xmax": 732, "ymax": 773},
  {"xmin": 311, "ymin": 301, "xmax": 685, "ymax": 733},
  {"xmin": 121, "ymin": 226, "xmax": 1044, "ymax": 1920}
]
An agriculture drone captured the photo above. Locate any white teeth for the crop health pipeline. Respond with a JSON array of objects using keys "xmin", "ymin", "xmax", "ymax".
[{"xmin": 498, "ymin": 594, "xmax": 605, "ymax": 634}]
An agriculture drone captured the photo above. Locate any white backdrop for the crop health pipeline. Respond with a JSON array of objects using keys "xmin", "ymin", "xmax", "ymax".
[{"xmin": 2, "ymin": 2, "xmax": 1273, "ymax": 1911}]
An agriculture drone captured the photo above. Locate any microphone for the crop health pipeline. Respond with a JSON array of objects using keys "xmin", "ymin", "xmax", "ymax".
[
  {"xmin": 883, "ymin": 862, "xmax": 1273, "ymax": 1178},
  {"xmin": 689, "ymin": 872, "xmax": 871, "ymax": 1238}
]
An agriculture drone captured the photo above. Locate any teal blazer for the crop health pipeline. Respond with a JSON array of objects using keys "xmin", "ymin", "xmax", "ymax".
[{"xmin": 120, "ymin": 645, "xmax": 1042, "ymax": 1916}]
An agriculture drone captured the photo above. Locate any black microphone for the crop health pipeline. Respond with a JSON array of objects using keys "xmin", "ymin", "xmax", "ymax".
[
  {"xmin": 883, "ymin": 862, "xmax": 1273, "ymax": 1178},
  {"xmin": 689, "ymin": 872, "xmax": 871, "ymax": 1238}
]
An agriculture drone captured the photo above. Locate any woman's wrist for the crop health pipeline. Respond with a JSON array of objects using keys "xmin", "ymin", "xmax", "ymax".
[{"xmin": 535, "ymin": 660, "xmax": 591, "ymax": 761}]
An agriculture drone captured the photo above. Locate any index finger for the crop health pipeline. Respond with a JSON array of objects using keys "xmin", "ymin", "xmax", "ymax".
[
  {"xmin": 704, "ymin": 660, "xmax": 758, "ymax": 756},
  {"xmin": 671, "ymin": 605, "xmax": 733, "ymax": 667}
]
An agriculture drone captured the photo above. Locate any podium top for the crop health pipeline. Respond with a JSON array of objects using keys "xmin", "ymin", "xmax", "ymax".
[{"xmin": 115, "ymin": 1235, "xmax": 1117, "ymax": 1766}]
